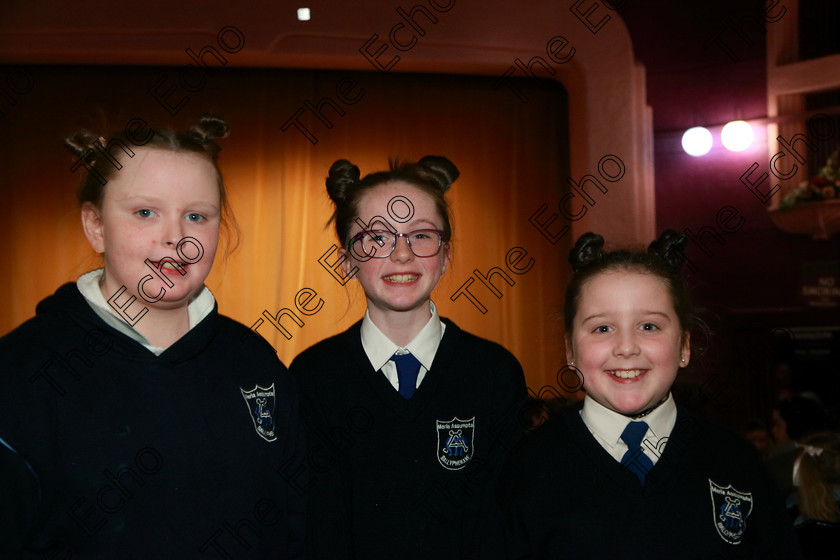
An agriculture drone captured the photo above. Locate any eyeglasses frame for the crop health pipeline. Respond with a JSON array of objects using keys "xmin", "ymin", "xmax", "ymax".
[{"xmin": 346, "ymin": 228, "xmax": 447, "ymax": 260}]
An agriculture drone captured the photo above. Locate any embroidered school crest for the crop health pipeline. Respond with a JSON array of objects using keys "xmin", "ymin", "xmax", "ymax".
[
  {"xmin": 436, "ymin": 417, "xmax": 475, "ymax": 470},
  {"xmin": 240, "ymin": 384, "xmax": 277, "ymax": 442},
  {"xmin": 709, "ymin": 479, "xmax": 753, "ymax": 544}
]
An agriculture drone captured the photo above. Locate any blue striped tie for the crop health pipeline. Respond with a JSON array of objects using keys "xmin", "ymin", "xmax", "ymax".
[
  {"xmin": 391, "ymin": 352, "xmax": 421, "ymax": 399},
  {"xmin": 620, "ymin": 421, "xmax": 654, "ymax": 484}
]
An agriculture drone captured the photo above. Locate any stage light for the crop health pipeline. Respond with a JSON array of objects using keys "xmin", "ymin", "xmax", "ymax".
[
  {"xmin": 721, "ymin": 120, "xmax": 753, "ymax": 151},
  {"xmin": 297, "ymin": 8, "xmax": 311, "ymax": 21},
  {"xmin": 681, "ymin": 126, "xmax": 713, "ymax": 157}
]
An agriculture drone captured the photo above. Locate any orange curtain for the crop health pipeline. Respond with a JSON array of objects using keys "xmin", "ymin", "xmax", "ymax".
[{"xmin": 0, "ymin": 66, "xmax": 571, "ymax": 393}]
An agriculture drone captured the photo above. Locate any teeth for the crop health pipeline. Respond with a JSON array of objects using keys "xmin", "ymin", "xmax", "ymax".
[
  {"xmin": 608, "ymin": 369, "xmax": 645, "ymax": 379},
  {"xmin": 384, "ymin": 274, "xmax": 418, "ymax": 283},
  {"xmin": 161, "ymin": 262, "xmax": 185, "ymax": 270}
]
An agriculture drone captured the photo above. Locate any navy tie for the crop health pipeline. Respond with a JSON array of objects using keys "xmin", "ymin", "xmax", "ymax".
[
  {"xmin": 391, "ymin": 352, "xmax": 421, "ymax": 399},
  {"xmin": 620, "ymin": 421, "xmax": 654, "ymax": 484}
]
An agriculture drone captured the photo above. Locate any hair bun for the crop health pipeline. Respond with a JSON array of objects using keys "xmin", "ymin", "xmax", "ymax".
[
  {"xmin": 648, "ymin": 229, "xmax": 688, "ymax": 273},
  {"xmin": 326, "ymin": 159, "xmax": 361, "ymax": 204},
  {"xmin": 569, "ymin": 232, "xmax": 604, "ymax": 272},
  {"xmin": 418, "ymin": 155, "xmax": 459, "ymax": 192},
  {"xmin": 189, "ymin": 114, "xmax": 230, "ymax": 143},
  {"xmin": 64, "ymin": 129, "xmax": 99, "ymax": 158}
]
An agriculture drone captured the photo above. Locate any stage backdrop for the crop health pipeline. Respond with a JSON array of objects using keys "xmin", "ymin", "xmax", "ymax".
[{"xmin": 0, "ymin": 65, "xmax": 572, "ymax": 393}]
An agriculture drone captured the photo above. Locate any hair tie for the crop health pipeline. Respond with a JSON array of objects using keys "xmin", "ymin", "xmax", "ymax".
[{"xmin": 796, "ymin": 443, "xmax": 824, "ymax": 457}]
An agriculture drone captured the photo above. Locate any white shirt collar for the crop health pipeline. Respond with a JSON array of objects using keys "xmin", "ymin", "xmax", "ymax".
[
  {"xmin": 76, "ymin": 268, "xmax": 215, "ymax": 355},
  {"xmin": 360, "ymin": 301, "xmax": 445, "ymax": 371},
  {"xmin": 580, "ymin": 392, "xmax": 677, "ymax": 449}
]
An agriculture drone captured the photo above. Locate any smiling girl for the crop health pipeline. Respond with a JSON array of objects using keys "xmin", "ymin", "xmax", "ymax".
[
  {"xmin": 0, "ymin": 116, "xmax": 304, "ymax": 558},
  {"xmin": 290, "ymin": 156, "xmax": 527, "ymax": 559},
  {"xmin": 498, "ymin": 230, "xmax": 801, "ymax": 559}
]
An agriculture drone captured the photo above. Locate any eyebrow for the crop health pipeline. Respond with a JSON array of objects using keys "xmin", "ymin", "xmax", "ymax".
[
  {"xmin": 406, "ymin": 218, "xmax": 440, "ymax": 229},
  {"xmin": 360, "ymin": 218, "xmax": 441, "ymax": 231},
  {"xmin": 580, "ymin": 311, "xmax": 672, "ymax": 323},
  {"xmin": 580, "ymin": 313, "xmax": 609, "ymax": 324},
  {"xmin": 122, "ymin": 196, "xmax": 219, "ymax": 210},
  {"xmin": 640, "ymin": 311, "xmax": 672, "ymax": 320}
]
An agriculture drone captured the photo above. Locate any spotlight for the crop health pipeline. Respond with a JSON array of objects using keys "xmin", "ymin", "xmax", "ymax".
[
  {"xmin": 721, "ymin": 120, "xmax": 753, "ymax": 152},
  {"xmin": 681, "ymin": 126, "xmax": 713, "ymax": 157},
  {"xmin": 297, "ymin": 8, "xmax": 311, "ymax": 21}
]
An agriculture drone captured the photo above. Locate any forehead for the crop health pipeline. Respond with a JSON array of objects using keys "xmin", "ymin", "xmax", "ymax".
[
  {"xmin": 356, "ymin": 181, "xmax": 440, "ymax": 222},
  {"xmin": 578, "ymin": 269, "xmax": 675, "ymax": 312},
  {"xmin": 105, "ymin": 148, "xmax": 219, "ymax": 200}
]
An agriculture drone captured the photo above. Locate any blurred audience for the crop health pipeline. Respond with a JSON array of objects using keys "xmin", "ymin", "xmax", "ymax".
[
  {"xmin": 786, "ymin": 431, "xmax": 840, "ymax": 559},
  {"xmin": 767, "ymin": 395, "xmax": 830, "ymax": 496},
  {"xmin": 741, "ymin": 418, "xmax": 775, "ymax": 460}
]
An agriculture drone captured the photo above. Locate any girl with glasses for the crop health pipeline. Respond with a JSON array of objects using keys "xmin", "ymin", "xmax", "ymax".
[{"xmin": 290, "ymin": 156, "xmax": 527, "ymax": 559}]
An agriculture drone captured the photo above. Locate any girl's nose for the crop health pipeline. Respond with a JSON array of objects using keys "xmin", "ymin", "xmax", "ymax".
[
  {"xmin": 613, "ymin": 331, "xmax": 640, "ymax": 357},
  {"xmin": 389, "ymin": 233, "xmax": 414, "ymax": 262},
  {"xmin": 163, "ymin": 217, "xmax": 185, "ymax": 248}
]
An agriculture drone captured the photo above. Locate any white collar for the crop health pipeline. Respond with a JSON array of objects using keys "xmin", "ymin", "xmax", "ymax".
[
  {"xmin": 580, "ymin": 393, "xmax": 677, "ymax": 449},
  {"xmin": 360, "ymin": 301, "xmax": 445, "ymax": 371},
  {"xmin": 76, "ymin": 269, "xmax": 215, "ymax": 355}
]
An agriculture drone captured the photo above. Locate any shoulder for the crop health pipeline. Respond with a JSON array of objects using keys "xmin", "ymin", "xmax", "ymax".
[
  {"xmin": 212, "ymin": 315, "xmax": 293, "ymax": 402},
  {"xmin": 512, "ymin": 406, "xmax": 582, "ymax": 461},
  {"xmin": 666, "ymin": 407, "xmax": 768, "ymax": 474},
  {"xmin": 215, "ymin": 314, "xmax": 287, "ymax": 366},
  {"xmin": 500, "ymin": 407, "xmax": 583, "ymax": 495},
  {"xmin": 440, "ymin": 317, "xmax": 522, "ymax": 370},
  {"xmin": 0, "ymin": 284, "xmax": 94, "ymax": 367},
  {"xmin": 205, "ymin": 317, "xmax": 299, "ymax": 415},
  {"xmin": 289, "ymin": 321, "xmax": 361, "ymax": 374},
  {"xmin": 672, "ymin": 407, "xmax": 753, "ymax": 453}
]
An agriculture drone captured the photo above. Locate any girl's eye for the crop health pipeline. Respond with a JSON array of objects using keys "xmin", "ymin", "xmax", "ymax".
[
  {"xmin": 186, "ymin": 213, "xmax": 205, "ymax": 222},
  {"xmin": 641, "ymin": 323, "xmax": 658, "ymax": 331},
  {"xmin": 137, "ymin": 209, "xmax": 155, "ymax": 218},
  {"xmin": 594, "ymin": 325, "xmax": 611, "ymax": 333}
]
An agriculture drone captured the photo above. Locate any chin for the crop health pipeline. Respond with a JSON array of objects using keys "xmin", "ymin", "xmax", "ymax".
[
  {"xmin": 155, "ymin": 288, "xmax": 203, "ymax": 307},
  {"xmin": 386, "ymin": 301, "xmax": 427, "ymax": 313}
]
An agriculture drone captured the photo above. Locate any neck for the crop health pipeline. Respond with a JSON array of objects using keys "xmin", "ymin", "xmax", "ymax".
[
  {"xmin": 367, "ymin": 300, "xmax": 432, "ymax": 347},
  {"xmin": 628, "ymin": 394, "xmax": 670, "ymax": 420}
]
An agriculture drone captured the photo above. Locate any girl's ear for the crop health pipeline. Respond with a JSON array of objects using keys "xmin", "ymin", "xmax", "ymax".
[
  {"xmin": 565, "ymin": 335, "xmax": 574, "ymax": 365},
  {"xmin": 81, "ymin": 203, "xmax": 105, "ymax": 253},
  {"xmin": 679, "ymin": 331, "xmax": 691, "ymax": 367},
  {"xmin": 441, "ymin": 242, "xmax": 451, "ymax": 275},
  {"xmin": 338, "ymin": 247, "xmax": 357, "ymax": 280}
]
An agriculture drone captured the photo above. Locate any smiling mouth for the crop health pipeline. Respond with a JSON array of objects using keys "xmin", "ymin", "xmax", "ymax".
[
  {"xmin": 383, "ymin": 273, "xmax": 420, "ymax": 284},
  {"xmin": 153, "ymin": 261, "xmax": 188, "ymax": 273},
  {"xmin": 607, "ymin": 369, "xmax": 647, "ymax": 380}
]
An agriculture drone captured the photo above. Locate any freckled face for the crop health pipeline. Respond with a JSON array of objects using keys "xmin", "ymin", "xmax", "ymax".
[
  {"xmin": 567, "ymin": 270, "xmax": 690, "ymax": 416},
  {"xmin": 81, "ymin": 148, "xmax": 221, "ymax": 310},
  {"xmin": 341, "ymin": 182, "xmax": 450, "ymax": 316}
]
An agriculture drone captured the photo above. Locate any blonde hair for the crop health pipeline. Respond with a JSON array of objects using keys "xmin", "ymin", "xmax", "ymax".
[{"xmin": 796, "ymin": 431, "xmax": 840, "ymax": 523}]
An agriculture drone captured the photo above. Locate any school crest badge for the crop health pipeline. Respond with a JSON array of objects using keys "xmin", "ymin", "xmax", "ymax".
[
  {"xmin": 240, "ymin": 384, "xmax": 277, "ymax": 442},
  {"xmin": 436, "ymin": 417, "xmax": 475, "ymax": 470},
  {"xmin": 709, "ymin": 479, "xmax": 753, "ymax": 544}
]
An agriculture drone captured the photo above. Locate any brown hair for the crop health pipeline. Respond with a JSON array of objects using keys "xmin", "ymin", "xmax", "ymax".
[
  {"xmin": 65, "ymin": 114, "xmax": 239, "ymax": 254},
  {"xmin": 563, "ymin": 230, "xmax": 696, "ymax": 335},
  {"xmin": 325, "ymin": 156, "xmax": 459, "ymax": 248},
  {"xmin": 796, "ymin": 431, "xmax": 840, "ymax": 523}
]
